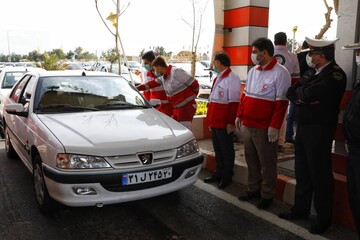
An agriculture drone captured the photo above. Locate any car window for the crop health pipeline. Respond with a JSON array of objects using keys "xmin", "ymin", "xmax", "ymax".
[
  {"xmin": 35, "ymin": 76, "xmax": 148, "ymax": 113},
  {"xmin": 10, "ymin": 75, "xmax": 30, "ymax": 102},
  {"xmin": 2, "ymin": 71, "xmax": 26, "ymax": 88},
  {"xmin": 21, "ymin": 76, "xmax": 36, "ymax": 105}
]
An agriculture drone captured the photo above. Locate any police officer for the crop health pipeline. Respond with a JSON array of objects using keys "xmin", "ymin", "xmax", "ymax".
[
  {"xmin": 279, "ymin": 37, "xmax": 347, "ymax": 234},
  {"xmin": 342, "ymin": 42, "xmax": 360, "ymax": 239}
]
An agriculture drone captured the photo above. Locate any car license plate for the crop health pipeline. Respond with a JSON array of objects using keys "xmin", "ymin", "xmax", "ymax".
[{"xmin": 122, "ymin": 167, "xmax": 173, "ymax": 186}]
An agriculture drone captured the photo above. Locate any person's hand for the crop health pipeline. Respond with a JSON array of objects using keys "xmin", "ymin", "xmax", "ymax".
[
  {"xmin": 267, "ymin": 127, "xmax": 279, "ymax": 143},
  {"xmin": 235, "ymin": 117, "xmax": 242, "ymax": 131},
  {"xmin": 226, "ymin": 124, "xmax": 235, "ymax": 134}
]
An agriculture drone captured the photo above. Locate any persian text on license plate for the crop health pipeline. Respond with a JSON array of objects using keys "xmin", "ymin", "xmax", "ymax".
[{"xmin": 122, "ymin": 167, "xmax": 173, "ymax": 186}]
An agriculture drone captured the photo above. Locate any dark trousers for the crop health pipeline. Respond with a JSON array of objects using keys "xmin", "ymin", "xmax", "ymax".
[
  {"xmin": 285, "ymin": 102, "xmax": 296, "ymax": 140},
  {"xmin": 292, "ymin": 124, "xmax": 336, "ymax": 225},
  {"xmin": 347, "ymin": 145, "xmax": 360, "ymax": 238},
  {"xmin": 211, "ymin": 128, "xmax": 235, "ymax": 180}
]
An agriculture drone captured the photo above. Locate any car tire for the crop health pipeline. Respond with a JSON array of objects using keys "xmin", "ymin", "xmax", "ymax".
[
  {"xmin": 4, "ymin": 125, "xmax": 17, "ymax": 158},
  {"xmin": 33, "ymin": 155, "xmax": 55, "ymax": 213}
]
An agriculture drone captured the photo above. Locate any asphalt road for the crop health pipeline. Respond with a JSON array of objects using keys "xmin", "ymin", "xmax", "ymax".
[{"xmin": 0, "ymin": 140, "xmax": 356, "ymax": 240}]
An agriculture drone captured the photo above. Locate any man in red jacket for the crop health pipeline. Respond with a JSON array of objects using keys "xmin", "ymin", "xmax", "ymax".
[
  {"xmin": 136, "ymin": 56, "xmax": 199, "ymax": 130},
  {"xmin": 236, "ymin": 37, "xmax": 291, "ymax": 209},
  {"xmin": 141, "ymin": 51, "xmax": 173, "ymax": 116},
  {"xmin": 203, "ymin": 52, "xmax": 242, "ymax": 189}
]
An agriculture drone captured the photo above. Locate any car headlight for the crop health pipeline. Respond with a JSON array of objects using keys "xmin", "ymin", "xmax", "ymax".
[
  {"xmin": 56, "ymin": 154, "xmax": 111, "ymax": 169},
  {"xmin": 176, "ymin": 139, "xmax": 199, "ymax": 158}
]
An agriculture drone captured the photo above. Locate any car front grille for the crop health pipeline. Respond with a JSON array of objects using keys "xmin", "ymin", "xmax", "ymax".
[{"xmin": 105, "ymin": 149, "xmax": 176, "ymax": 169}]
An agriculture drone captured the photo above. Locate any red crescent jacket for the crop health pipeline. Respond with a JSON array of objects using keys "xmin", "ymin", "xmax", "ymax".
[
  {"xmin": 237, "ymin": 58, "xmax": 291, "ymax": 129},
  {"xmin": 274, "ymin": 45, "xmax": 300, "ymax": 85},
  {"xmin": 206, "ymin": 68, "xmax": 242, "ymax": 128},
  {"xmin": 143, "ymin": 70, "xmax": 169, "ymax": 103},
  {"xmin": 137, "ymin": 65, "xmax": 199, "ymax": 108}
]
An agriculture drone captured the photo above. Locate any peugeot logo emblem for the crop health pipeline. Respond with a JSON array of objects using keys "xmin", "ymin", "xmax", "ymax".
[{"xmin": 138, "ymin": 153, "xmax": 153, "ymax": 165}]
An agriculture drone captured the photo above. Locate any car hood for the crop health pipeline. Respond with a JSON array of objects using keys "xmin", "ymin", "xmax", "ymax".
[{"xmin": 37, "ymin": 109, "xmax": 192, "ymax": 156}]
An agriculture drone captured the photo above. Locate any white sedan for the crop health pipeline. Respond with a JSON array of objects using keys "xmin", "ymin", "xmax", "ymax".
[
  {"xmin": 3, "ymin": 70, "xmax": 203, "ymax": 212},
  {"xmin": 0, "ymin": 66, "xmax": 45, "ymax": 137}
]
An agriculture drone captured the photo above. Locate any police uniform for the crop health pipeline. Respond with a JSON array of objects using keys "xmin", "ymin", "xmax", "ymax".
[
  {"xmin": 284, "ymin": 37, "xmax": 347, "ymax": 233},
  {"xmin": 342, "ymin": 42, "xmax": 360, "ymax": 238}
]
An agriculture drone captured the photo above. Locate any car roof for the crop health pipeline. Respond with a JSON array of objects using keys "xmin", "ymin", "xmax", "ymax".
[
  {"xmin": 34, "ymin": 70, "xmax": 120, "ymax": 78},
  {"xmin": 1, "ymin": 66, "xmax": 45, "ymax": 73},
  {"xmin": 1, "ymin": 66, "xmax": 29, "ymax": 72}
]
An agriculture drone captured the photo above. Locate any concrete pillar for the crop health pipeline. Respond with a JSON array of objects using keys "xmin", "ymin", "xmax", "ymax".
[
  {"xmin": 331, "ymin": 0, "xmax": 359, "ymax": 230},
  {"xmin": 213, "ymin": 0, "xmax": 269, "ymax": 80},
  {"xmin": 336, "ymin": 0, "xmax": 360, "ymax": 88}
]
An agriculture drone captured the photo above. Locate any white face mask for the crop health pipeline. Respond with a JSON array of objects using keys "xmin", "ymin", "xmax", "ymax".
[
  {"xmin": 356, "ymin": 55, "xmax": 360, "ymax": 66},
  {"xmin": 306, "ymin": 54, "xmax": 316, "ymax": 68},
  {"xmin": 251, "ymin": 53, "xmax": 260, "ymax": 65}
]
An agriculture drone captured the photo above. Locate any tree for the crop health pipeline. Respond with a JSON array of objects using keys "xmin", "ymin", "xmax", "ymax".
[
  {"xmin": 28, "ymin": 50, "xmax": 44, "ymax": 62},
  {"xmin": 315, "ymin": 0, "xmax": 335, "ymax": 39},
  {"xmin": 181, "ymin": 0, "xmax": 209, "ymax": 77},
  {"xmin": 95, "ymin": 0, "xmax": 134, "ymax": 83},
  {"xmin": 101, "ymin": 48, "xmax": 118, "ymax": 64},
  {"xmin": 48, "ymin": 48, "xmax": 66, "ymax": 60},
  {"xmin": 42, "ymin": 52, "xmax": 64, "ymax": 70}
]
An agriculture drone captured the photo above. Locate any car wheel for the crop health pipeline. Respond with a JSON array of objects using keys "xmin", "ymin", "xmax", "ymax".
[
  {"xmin": 33, "ymin": 155, "xmax": 54, "ymax": 213},
  {"xmin": 4, "ymin": 125, "xmax": 17, "ymax": 158}
]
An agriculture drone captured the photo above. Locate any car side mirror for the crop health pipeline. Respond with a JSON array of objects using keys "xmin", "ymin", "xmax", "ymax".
[{"xmin": 5, "ymin": 103, "xmax": 29, "ymax": 117}]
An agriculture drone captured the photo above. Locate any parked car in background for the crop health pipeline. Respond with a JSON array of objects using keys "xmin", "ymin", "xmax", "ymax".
[
  {"xmin": 14, "ymin": 62, "xmax": 37, "ymax": 68},
  {"xmin": 123, "ymin": 60, "xmax": 141, "ymax": 71},
  {"xmin": 2, "ymin": 70, "xmax": 203, "ymax": 212},
  {"xmin": 63, "ymin": 62, "xmax": 85, "ymax": 70},
  {"xmin": 0, "ymin": 66, "xmax": 45, "ymax": 137},
  {"xmin": 94, "ymin": 62, "xmax": 142, "ymax": 86},
  {"xmin": 200, "ymin": 60, "xmax": 211, "ymax": 69},
  {"xmin": 171, "ymin": 62, "xmax": 213, "ymax": 99},
  {"xmin": 81, "ymin": 61, "xmax": 95, "ymax": 71}
]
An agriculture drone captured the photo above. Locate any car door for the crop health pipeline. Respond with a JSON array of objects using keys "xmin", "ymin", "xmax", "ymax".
[{"xmin": 7, "ymin": 75, "xmax": 35, "ymax": 164}]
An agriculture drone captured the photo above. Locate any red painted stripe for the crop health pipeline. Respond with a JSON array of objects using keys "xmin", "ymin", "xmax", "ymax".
[
  {"xmin": 334, "ymin": 123, "xmax": 345, "ymax": 141},
  {"xmin": 202, "ymin": 118, "xmax": 212, "ymax": 139},
  {"xmin": 224, "ymin": 46, "xmax": 253, "ymax": 65},
  {"xmin": 340, "ymin": 90, "xmax": 352, "ymax": 110},
  {"xmin": 275, "ymin": 174, "xmax": 292, "ymax": 200},
  {"xmin": 204, "ymin": 154, "xmax": 216, "ymax": 172},
  {"xmin": 333, "ymin": 173, "xmax": 356, "ymax": 231},
  {"xmin": 224, "ymin": 7, "xmax": 269, "ymax": 28},
  {"xmin": 332, "ymin": 153, "xmax": 348, "ymax": 175}
]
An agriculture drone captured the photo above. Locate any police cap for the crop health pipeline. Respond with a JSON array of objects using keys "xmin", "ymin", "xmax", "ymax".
[{"xmin": 303, "ymin": 37, "xmax": 339, "ymax": 52}]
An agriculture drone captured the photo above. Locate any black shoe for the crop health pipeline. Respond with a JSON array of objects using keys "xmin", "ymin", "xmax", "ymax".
[
  {"xmin": 218, "ymin": 179, "xmax": 232, "ymax": 189},
  {"xmin": 285, "ymin": 138, "xmax": 295, "ymax": 144},
  {"xmin": 309, "ymin": 222, "xmax": 331, "ymax": 234},
  {"xmin": 257, "ymin": 198, "xmax": 273, "ymax": 209},
  {"xmin": 238, "ymin": 191, "xmax": 261, "ymax": 201},
  {"xmin": 204, "ymin": 175, "xmax": 221, "ymax": 183},
  {"xmin": 278, "ymin": 211, "xmax": 309, "ymax": 220}
]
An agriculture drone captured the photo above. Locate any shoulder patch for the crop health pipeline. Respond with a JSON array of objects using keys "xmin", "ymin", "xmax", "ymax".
[{"xmin": 332, "ymin": 71, "xmax": 343, "ymax": 81}]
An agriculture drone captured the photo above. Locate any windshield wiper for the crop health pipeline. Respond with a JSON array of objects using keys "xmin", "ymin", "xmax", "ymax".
[
  {"xmin": 38, "ymin": 104, "xmax": 99, "ymax": 111},
  {"xmin": 96, "ymin": 101, "xmax": 148, "ymax": 110}
]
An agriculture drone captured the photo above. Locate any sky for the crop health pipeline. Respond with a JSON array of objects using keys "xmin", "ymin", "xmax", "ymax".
[{"xmin": 0, "ymin": 0, "xmax": 338, "ymax": 58}]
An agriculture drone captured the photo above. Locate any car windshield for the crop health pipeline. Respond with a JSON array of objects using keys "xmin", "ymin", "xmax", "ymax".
[
  {"xmin": 2, "ymin": 71, "xmax": 26, "ymax": 88},
  {"xmin": 35, "ymin": 75, "xmax": 149, "ymax": 113}
]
